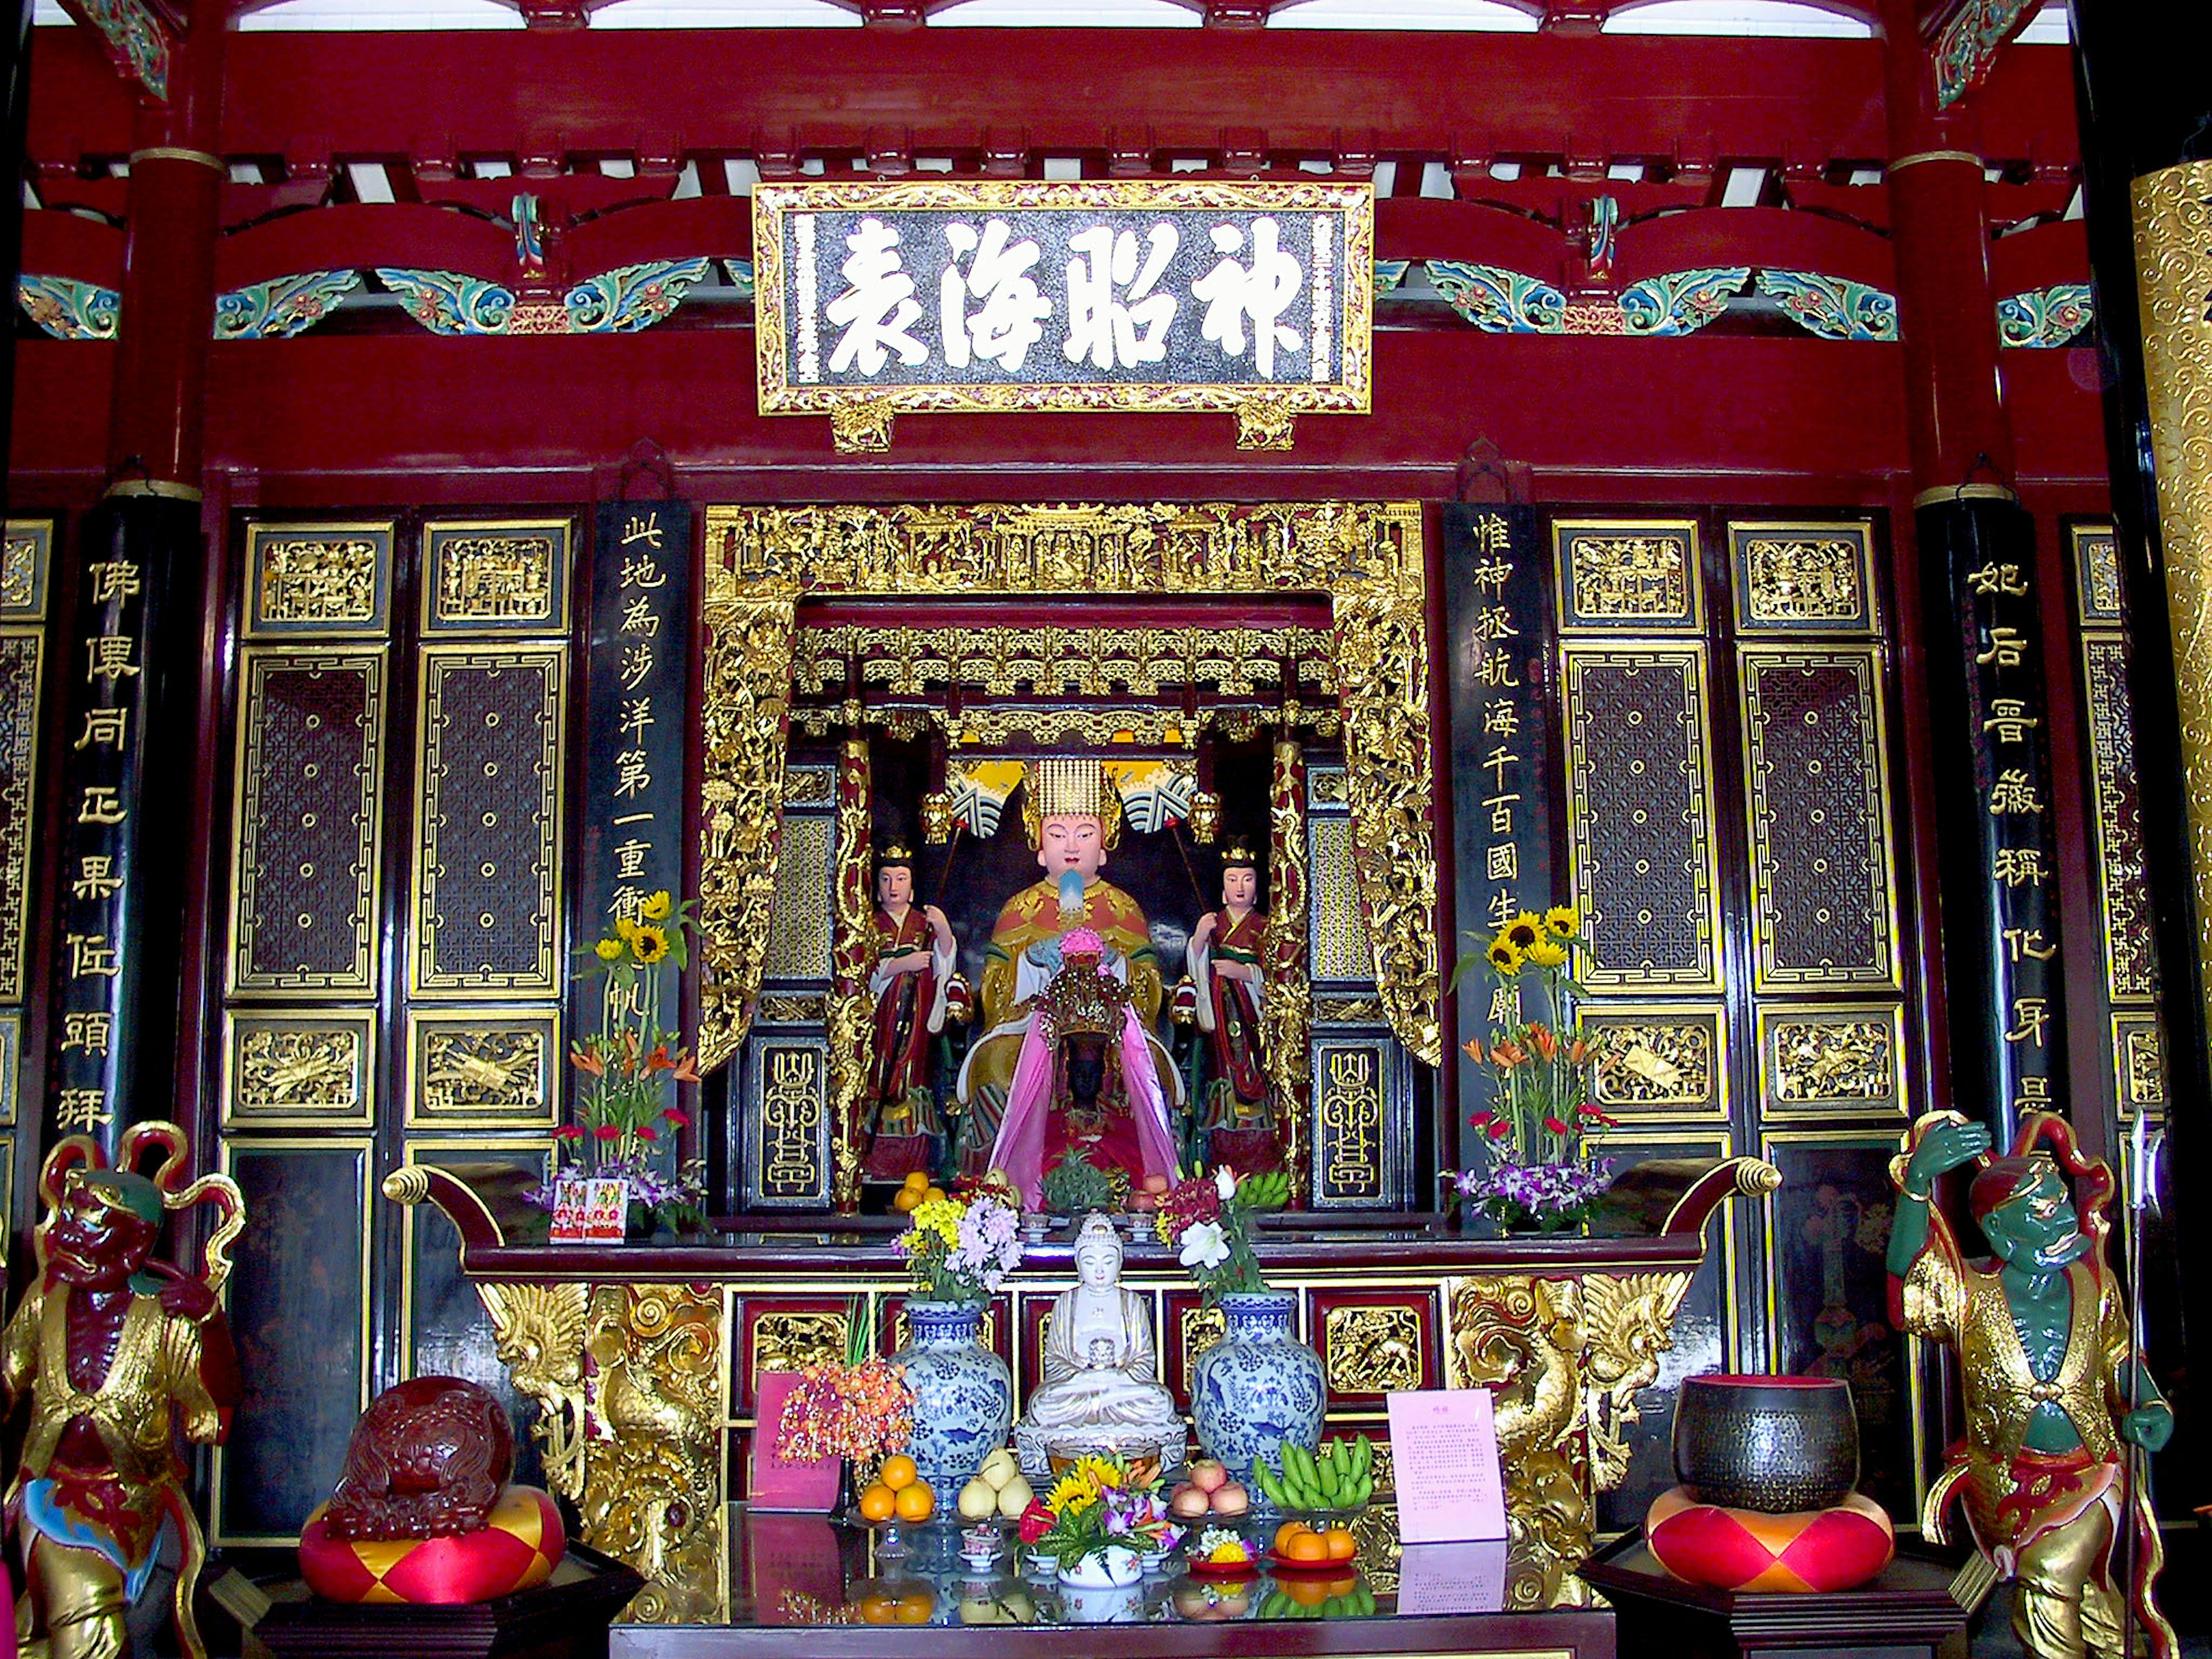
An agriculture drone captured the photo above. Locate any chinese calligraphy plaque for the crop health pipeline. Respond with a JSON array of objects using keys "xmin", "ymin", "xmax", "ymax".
[{"xmin": 754, "ymin": 179, "xmax": 1373, "ymax": 452}]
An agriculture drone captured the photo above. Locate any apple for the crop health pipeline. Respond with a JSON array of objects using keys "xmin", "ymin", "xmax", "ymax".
[
  {"xmin": 1188, "ymin": 1458, "xmax": 1228, "ymax": 1494},
  {"xmin": 1142, "ymin": 1173, "xmax": 1170, "ymax": 1195},
  {"xmin": 1169, "ymin": 1484, "xmax": 1212, "ymax": 1520},
  {"xmin": 1210, "ymin": 1482, "xmax": 1249, "ymax": 1516}
]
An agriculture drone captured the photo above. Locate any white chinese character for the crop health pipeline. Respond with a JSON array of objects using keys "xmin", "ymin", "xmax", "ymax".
[
  {"xmin": 940, "ymin": 219, "xmax": 1052, "ymax": 372},
  {"xmin": 1191, "ymin": 217, "xmax": 1302, "ymax": 381},
  {"xmin": 824, "ymin": 218, "xmax": 926, "ymax": 377},
  {"xmin": 1064, "ymin": 224, "xmax": 1179, "ymax": 370}
]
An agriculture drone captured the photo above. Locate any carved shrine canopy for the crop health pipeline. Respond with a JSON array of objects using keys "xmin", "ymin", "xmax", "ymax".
[
  {"xmin": 753, "ymin": 180, "xmax": 1375, "ymax": 452},
  {"xmin": 696, "ymin": 500, "xmax": 1438, "ymax": 1074}
]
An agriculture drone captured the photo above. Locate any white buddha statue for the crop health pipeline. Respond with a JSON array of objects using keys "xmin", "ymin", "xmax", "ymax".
[{"xmin": 1014, "ymin": 1214, "xmax": 1185, "ymax": 1478}]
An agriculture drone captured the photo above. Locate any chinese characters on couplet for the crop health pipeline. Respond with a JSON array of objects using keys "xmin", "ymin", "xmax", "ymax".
[
  {"xmin": 1467, "ymin": 513, "xmax": 1532, "ymax": 1031},
  {"xmin": 585, "ymin": 503, "xmax": 692, "ymax": 1037},
  {"xmin": 52, "ymin": 553, "xmax": 145, "ymax": 1140},
  {"xmin": 1967, "ymin": 555, "xmax": 2062, "ymax": 1122}
]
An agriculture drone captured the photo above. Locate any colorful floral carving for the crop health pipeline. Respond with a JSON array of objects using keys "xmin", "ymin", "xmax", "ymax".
[
  {"xmin": 1756, "ymin": 269, "xmax": 1899, "ymax": 342},
  {"xmin": 1425, "ymin": 259, "xmax": 1568, "ymax": 334},
  {"xmin": 213, "ymin": 270, "xmax": 363, "ymax": 340},
  {"xmin": 17, "ymin": 275, "xmax": 120, "ymax": 341},
  {"xmin": 376, "ymin": 268, "xmax": 520, "ymax": 335},
  {"xmin": 70, "ymin": 0, "xmax": 169, "ymax": 100},
  {"xmin": 564, "ymin": 259, "xmax": 715, "ymax": 332},
  {"xmin": 1935, "ymin": 0, "xmax": 2036, "ymax": 109},
  {"xmin": 1617, "ymin": 267, "xmax": 1749, "ymax": 337},
  {"xmin": 1997, "ymin": 283, "xmax": 2094, "ymax": 349}
]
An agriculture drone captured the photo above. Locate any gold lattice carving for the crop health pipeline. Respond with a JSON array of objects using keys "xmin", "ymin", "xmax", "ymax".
[
  {"xmin": 2131, "ymin": 163, "xmax": 2212, "ymax": 1069},
  {"xmin": 429, "ymin": 530, "xmax": 561, "ymax": 627},
  {"xmin": 422, "ymin": 1028, "xmax": 548, "ymax": 1117},
  {"xmin": 763, "ymin": 813, "xmax": 834, "ymax": 984},
  {"xmin": 700, "ymin": 502, "xmax": 1436, "ymax": 1070},
  {"xmin": 751, "ymin": 1310, "xmax": 851, "ymax": 1385},
  {"xmin": 755, "ymin": 994, "xmax": 827, "ymax": 1025},
  {"xmin": 828, "ymin": 739, "xmax": 874, "ymax": 1213},
  {"xmin": 1563, "ymin": 528, "xmax": 1695, "ymax": 624},
  {"xmin": 253, "ymin": 532, "xmax": 383, "ymax": 629},
  {"xmin": 791, "ymin": 624, "xmax": 1332, "ymax": 702},
  {"xmin": 1323, "ymin": 1305, "xmax": 1423, "ymax": 1394},
  {"xmin": 1740, "ymin": 533, "xmax": 1867, "ymax": 625},
  {"xmin": 1770, "ymin": 1016, "xmax": 1894, "ymax": 1106},
  {"xmin": 1590, "ymin": 1021, "xmax": 1713, "ymax": 1109},
  {"xmin": 236, "ymin": 1025, "xmax": 362, "ymax": 1115},
  {"xmin": 2082, "ymin": 636, "xmax": 2158, "ymax": 1003},
  {"xmin": 1307, "ymin": 816, "xmax": 1374, "ymax": 983},
  {"xmin": 0, "ymin": 521, "xmax": 48, "ymax": 615},
  {"xmin": 1265, "ymin": 738, "xmax": 1313, "ymax": 1184}
]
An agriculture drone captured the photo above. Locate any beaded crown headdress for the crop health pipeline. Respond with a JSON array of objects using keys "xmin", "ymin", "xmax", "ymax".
[
  {"xmin": 1037, "ymin": 951, "xmax": 1131, "ymax": 1041},
  {"xmin": 1022, "ymin": 756, "xmax": 1122, "ymax": 850},
  {"xmin": 877, "ymin": 842, "xmax": 915, "ymax": 867}
]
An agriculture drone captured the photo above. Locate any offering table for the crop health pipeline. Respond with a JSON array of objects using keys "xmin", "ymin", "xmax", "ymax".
[{"xmin": 385, "ymin": 1156, "xmax": 1778, "ymax": 1631}]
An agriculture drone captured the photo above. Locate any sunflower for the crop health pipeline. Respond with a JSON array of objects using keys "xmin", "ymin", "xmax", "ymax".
[
  {"xmin": 1544, "ymin": 904, "xmax": 1580, "ymax": 940},
  {"xmin": 1525, "ymin": 937, "xmax": 1568, "ymax": 968},
  {"xmin": 631, "ymin": 925, "xmax": 671, "ymax": 964},
  {"xmin": 640, "ymin": 890, "xmax": 674, "ymax": 921},
  {"xmin": 1046, "ymin": 1469, "xmax": 1102, "ymax": 1518},
  {"xmin": 592, "ymin": 937, "xmax": 625, "ymax": 963},
  {"xmin": 1503, "ymin": 911, "xmax": 1544, "ymax": 952},
  {"xmin": 1067, "ymin": 1453, "xmax": 1124, "ymax": 1491},
  {"xmin": 1486, "ymin": 938, "xmax": 1523, "ymax": 973}
]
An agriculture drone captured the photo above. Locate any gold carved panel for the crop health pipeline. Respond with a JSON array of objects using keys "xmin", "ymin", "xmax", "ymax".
[
  {"xmin": 1581, "ymin": 1005, "xmax": 1725, "ymax": 1121},
  {"xmin": 1757, "ymin": 1003, "xmax": 1904, "ymax": 1116},
  {"xmin": 784, "ymin": 764, "xmax": 834, "ymax": 808},
  {"xmin": 229, "ymin": 649, "xmax": 387, "ymax": 998},
  {"xmin": 2114, "ymin": 1013, "xmax": 2164, "ymax": 1120},
  {"xmin": 1555, "ymin": 520, "xmax": 1701, "ymax": 632},
  {"xmin": 1181, "ymin": 1304, "xmax": 1227, "ymax": 1376},
  {"xmin": 763, "ymin": 811, "xmax": 834, "ymax": 986},
  {"xmin": 2081, "ymin": 635, "xmax": 2159, "ymax": 1004},
  {"xmin": 749, "ymin": 1310, "xmax": 851, "ymax": 1396},
  {"xmin": 244, "ymin": 521, "xmax": 393, "ymax": 638},
  {"xmin": 1563, "ymin": 645, "xmax": 1722, "ymax": 990},
  {"xmin": 405, "ymin": 1008, "xmax": 562, "ymax": 1128},
  {"xmin": 1729, "ymin": 521, "xmax": 1876, "ymax": 633},
  {"xmin": 2073, "ymin": 523, "xmax": 2124, "ymax": 625},
  {"xmin": 422, "ymin": 520, "xmax": 571, "ymax": 634},
  {"xmin": 1312, "ymin": 1037, "xmax": 1396, "ymax": 1208},
  {"xmin": 0, "ymin": 630, "xmax": 40, "ymax": 1002},
  {"xmin": 223, "ymin": 1012, "xmax": 376, "ymax": 1127},
  {"xmin": 744, "ymin": 1036, "xmax": 831, "ymax": 1209},
  {"xmin": 1738, "ymin": 646, "xmax": 1897, "ymax": 990},
  {"xmin": 1323, "ymin": 1304, "xmax": 1424, "ymax": 1394},
  {"xmin": 410, "ymin": 646, "xmax": 566, "ymax": 997},
  {"xmin": 1, "ymin": 518, "xmax": 52, "ymax": 620}
]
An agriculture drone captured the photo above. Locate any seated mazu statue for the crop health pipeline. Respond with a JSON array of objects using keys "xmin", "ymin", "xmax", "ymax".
[{"xmin": 955, "ymin": 756, "xmax": 1183, "ymax": 1205}]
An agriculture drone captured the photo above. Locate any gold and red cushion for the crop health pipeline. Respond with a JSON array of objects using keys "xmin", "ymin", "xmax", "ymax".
[
  {"xmin": 1646, "ymin": 1486, "xmax": 1893, "ymax": 1593},
  {"xmin": 298, "ymin": 1485, "xmax": 565, "ymax": 1605}
]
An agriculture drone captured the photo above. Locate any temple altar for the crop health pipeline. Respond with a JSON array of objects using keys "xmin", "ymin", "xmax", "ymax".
[{"xmin": 387, "ymin": 1154, "xmax": 1777, "ymax": 1623}]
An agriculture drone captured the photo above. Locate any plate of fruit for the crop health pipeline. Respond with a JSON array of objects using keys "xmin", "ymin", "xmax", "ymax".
[
  {"xmin": 955, "ymin": 1447, "xmax": 1037, "ymax": 1525},
  {"xmin": 1253, "ymin": 1436, "xmax": 1374, "ymax": 1516},
  {"xmin": 1265, "ymin": 1519, "xmax": 1361, "ymax": 1573},
  {"xmin": 1164, "ymin": 1457, "xmax": 1251, "ymax": 1525},
  {"xmin": 1183, "ymin": 1525, "xmax": 1259, "ymax": 1579}
]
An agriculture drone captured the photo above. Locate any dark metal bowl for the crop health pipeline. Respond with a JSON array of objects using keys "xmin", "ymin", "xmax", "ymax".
[{"xmin": 1671, "ymin": 1374, "xmax": 1859, "ymax": 1514}]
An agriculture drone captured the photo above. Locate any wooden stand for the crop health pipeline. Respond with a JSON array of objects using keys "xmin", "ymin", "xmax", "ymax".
[
  {"xmin": 252, "ymin": 1544, "xmax": 645, "ymax": 1659},
  {"xmin": 1577, "ymin": 1532, "xmax": 1995, "ymax": 1659}
]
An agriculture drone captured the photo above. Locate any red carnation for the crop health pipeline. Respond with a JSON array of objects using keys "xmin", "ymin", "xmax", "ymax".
[
  {"xmin": 638, "ymin": 1124, "xmax": 659, "ymax": 1143},
  {"xmin": 1017, "ymin": 1499, "xmax": 1053, "ymax": 1543},
  {"xmin": 1469, "ymin": 1111, "xmax": 1496, "ymax": 1131},
  {"xmin": 1486, "ymin": 1119, "xmax": 1512, "ymax": 1141},
  {"xmin": 1543, "ymin": 1115, "xmax": 1570, "ymax": 1135},
  {"xmin": 593, "ymin": 1123, "xmax": 622, "ymax": 1142},
  {"xmin": 662, "ymin": 1107, "xmax": 691, "ymax": 1128},
  {"xmin": 553, "ymin": 1124, "xmax": 585, "ymax": 1141}
]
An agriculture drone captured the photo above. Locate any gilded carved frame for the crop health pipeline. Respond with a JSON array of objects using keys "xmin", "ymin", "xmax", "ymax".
[{"xmin": 696, "ymin": 501, "xmax": 1440, "ymax": 1079}]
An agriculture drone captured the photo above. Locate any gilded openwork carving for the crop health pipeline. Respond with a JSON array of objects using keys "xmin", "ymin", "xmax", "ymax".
[
  {"xmin": 1556, "ymin": 522, "xmax": 1699, "ymax": 630},
  {"xmin": 2081, "ymin": 636, "xmax": 2159, "ymax": 1003},
  {"xmin": 1, "ymin": 519, "xmax": 51, "ymax": 619},
  {"xmin": 227, "ymin": 1016, "xmax": 372, "ymax": 1125},
  {"xmin": 762, "ymin": 812, "xmax": 834, "ymax": 985},
  {"xmin": 1730, "ymin": 524, "xmax": 1874, "ymax": 631},
  {"xmin": 751, "ymin": 1310, "xmax": 851, "ymax": 1388},
  {"xmin": 408, "ymin": 1014, "xmax": 558, "ymax": 1127},
  {"xmin": 1323, "ymin": 1304, "xmax": 1423, "ymax": 1394},
  {"xmin": 422, "ymin": 522, "xmax": 569, "ymax": 632},
  {"xmin": 1763, "ymin": 1007, "xmax": 1900, "ymax": 1112},
  {"xmin": 246, "ymin": 524, "xmax": 391, "ymax": 637},
  {"xmin": 1587, "ymin": 1014, "xmax": 1717, "ymax": 1114},
  {"xmin": 698, "ymin": 501, "xmax": 1437, "ymax": 1070}
]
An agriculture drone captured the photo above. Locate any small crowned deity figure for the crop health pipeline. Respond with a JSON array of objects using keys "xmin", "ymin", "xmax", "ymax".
[
  {"xmin": 955, "ymin": 756, "xmax": 1183, "ymax": 1185},
  {"xmin": 1014, "ymin": 1213, "xmax": 1185, "ymax": 1476},
  {"xmin": 3, "ymin": 1142, "xmax": 241, "ymax": 1659},
  {"xmin": 1181, "ymin": 843, "xmax": 1276, "ymax": 1165},
  {"xmin": 1888, "ymin": 1111, "xmax": 2176, "ymax": 1659},
  {"xmin": 862, "ymin": 843, "xmax": 967, "ymax": 1181}
]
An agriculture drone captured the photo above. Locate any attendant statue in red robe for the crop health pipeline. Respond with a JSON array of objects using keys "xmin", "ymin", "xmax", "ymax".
[
  {"xmin": 2, "ymin": 1126, "xmax": 243, "ymax": 1659},
  {"xmin": 862, "ymin": 845, "xmax": 964, "ymax": 1181},
  {"xmin": 1184, "ymin": 844, "xmax": 1276, "ymax": 1168}
]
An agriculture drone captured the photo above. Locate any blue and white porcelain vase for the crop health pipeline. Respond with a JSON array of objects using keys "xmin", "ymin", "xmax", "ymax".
[
  {"xmin": 1190, "ymin": 1290, "xmax": 1325, "ymax": 1491},
  {"xmin": 891, "ymin": 1299, "xmax": 1013, "ymax": 1498}
]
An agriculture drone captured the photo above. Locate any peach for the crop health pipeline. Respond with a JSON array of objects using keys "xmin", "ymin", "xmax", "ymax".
[{"xmin": 1188, "ymin": 1458, "xmax": 1228, "ymax": 1494}]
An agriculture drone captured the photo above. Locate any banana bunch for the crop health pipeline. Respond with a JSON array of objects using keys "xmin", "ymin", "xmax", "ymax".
[
  {"xmin": 1232, "ymin": 1168, "xmax": 1292, "ymax": 1212},
  {"xmin": 1252, "ymin": 1435, "xmax": 1373, "ymax": 1512},
  {"xmin": 1256, "ymin": 1582, "xmax": 1378, "ymax": 1620}
]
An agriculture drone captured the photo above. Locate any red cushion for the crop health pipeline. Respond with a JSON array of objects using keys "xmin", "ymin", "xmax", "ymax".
[
  {"xmin": 299, "ymin": 1486, "xmax": 565, "ymax": 1605},
  {"xmin": 1646, "ymin": 1486, "xmax": 1893, "ymax": 1593}
]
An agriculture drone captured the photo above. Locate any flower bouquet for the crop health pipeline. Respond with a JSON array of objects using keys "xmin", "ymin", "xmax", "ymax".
[
  {"xmin": 1017, "ymin": 1453, "xmax": 1183, "ymax": 1584},
  {"xmin": 773, "ymin": 1309, "xmax": 916, "ymax": 1518},
  {"xmin": 535, "ymin": 890, "xmax": 707, "ymax": 1235},
  {"xmin": 1152, "ymin": 1165, "xmax": 1290, "ymax": 1304},
  {"xmin": 1444, "ymin": 905, "xmax": 1615, "ymax": 1232},
  {"xmin": 896, "ymin": 1175, "xmax": 1025, "ymax": 1302}
]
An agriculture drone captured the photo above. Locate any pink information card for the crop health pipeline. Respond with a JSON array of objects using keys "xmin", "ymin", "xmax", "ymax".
[{"xmin": 1385, "ymin": 1388, "xmax": 1509, "ymax": 1545}]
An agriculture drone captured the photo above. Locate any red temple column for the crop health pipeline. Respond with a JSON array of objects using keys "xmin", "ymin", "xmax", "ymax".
[
  {"xmin": 43, "ymin": 0, "xmax": 226, "ymax": 1156},
  {"xmin": 1878, "ymin": 0, "xmax": 2067, "ymax": 1153}
]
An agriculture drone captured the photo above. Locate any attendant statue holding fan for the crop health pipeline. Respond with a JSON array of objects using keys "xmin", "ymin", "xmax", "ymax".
[{"xmin": 862, "ymin": 843, "xmax": 966, "ymax": 1180}]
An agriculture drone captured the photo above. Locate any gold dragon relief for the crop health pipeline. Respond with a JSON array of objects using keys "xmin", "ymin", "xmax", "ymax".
[{"xmin": 478, "ymin": 1281, "xmax": 590, "ymax": 1505}]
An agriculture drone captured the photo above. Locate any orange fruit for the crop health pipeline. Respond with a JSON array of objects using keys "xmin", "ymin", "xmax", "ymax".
[
  {"xmin": 894, "ymin": 1590, "xmax": 934, "ymax": 1623},
  {"xmin": 1322, "ymin": 1527, "xmax": 1357, "ymax": 1563},
  {"xmin": 1283, "ymin": 1531, "xmax": 1331, "ymax": 1565},
  {"xmin": 923, "ymin": 1186, "xmax": 946, "ymax": 1204},
  {"xmin": 1282, "ymin": 1575, "xmax": 1331, "ymax": 1606},
  {"xmin": 1272, "ymin": 1520, "xmax": 1313, "ymax": 1554},
  {"xmin": 857, "ymin": 1593, "xmax": 896, "ymax": 1624},
  {"xmin": 879, "ymin": 1454, "xmax": 919, "ymax": 1491},
  {"xmin": 903, "ymin": 1171, "xmax": 930, "ymax": 1190},
  {"xmin": 893, "ymin": 1480, "xmax": 934, "ymax": 1522},
  {"xmin": 857, "ymin": 1483, "xmax": 897, "ymax": 1522},
  {"xmin": 891, "ymin": 1188, "xmax": 922, "ymax": 1214}
]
